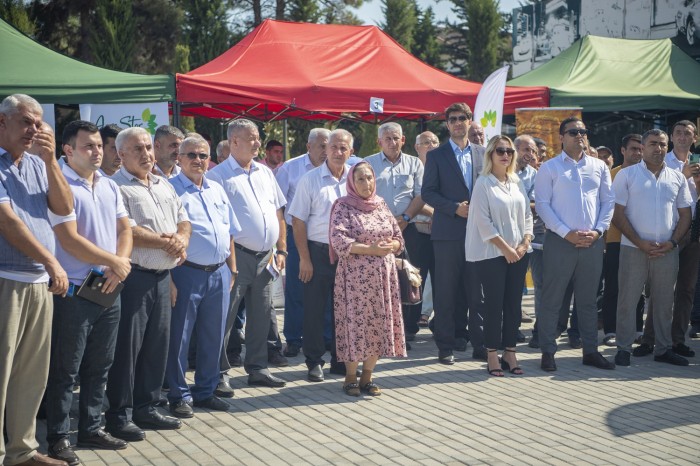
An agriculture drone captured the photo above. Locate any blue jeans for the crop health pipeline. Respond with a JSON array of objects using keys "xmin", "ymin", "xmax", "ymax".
[
  {"xmin": 168, "ymin": 265, "xmax": 230, "ymax": 402},
  {"xmin": 46, "ymin": 294, "xmax": 120, "ymax": 442}
]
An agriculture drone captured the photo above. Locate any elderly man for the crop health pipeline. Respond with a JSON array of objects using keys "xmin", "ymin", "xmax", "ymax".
[
  {"xmin": 106, "ymin": 127, "xmax": 191, "ymax": 440},
  {"xmin": 209, "ymin": 119, "xmax": 288, "ymax": 389},
  {"xmin": 0, "ymin": 94, "xmax": 72, "ymax": 466},
  {"xmin": 613, "ymin": 129, "xmax": 692, "ymax": 367},
  {"xmin": 276, "ymin": 128, "xmax": 331, "ymax": 357},
  {"xmin": 636, "ymin": 120, "xmax": 700, "ymax": 358},
  {"xmin": 45, "ymin": 121, "xmax": 133, "ymax": 465},
  {"xmin": 259, "ymin": 139, "xmax": 284, "ymax": 173},
  {"xmin": 152, "ymin": 125, "xmax": 184, "ymax": 179},
  {"xmin": 216, "ymin": 140, "xmax": 230, "ymax": 164},
  {"xmin": 99, "ymin": 124, "xmax": 123, "ymax": 176},
  {"xmin": 166, "ymin": 136, "xmax": 238, "ymax": 418},
  {"xmin": 421, "ymin": 103, "xmax": 486, "ymax": 365},
  {"xmin": 467, "ymin": 122, "xmax": 485, "ymax": 146},
  {"xmin": 366, "ymin": 123, "xmax": 425, "ymax": 343},
  {"xmin": 534, "ymin": 117, "xmax": 615, "ymax": 371},
  {"xmin": 289, "ymin": 129, "xmax": 353, "ymax": 382}
]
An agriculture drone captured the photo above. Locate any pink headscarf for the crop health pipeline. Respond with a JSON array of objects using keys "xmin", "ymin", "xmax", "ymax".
[{"xmin": 329, "ymin": 162, "xmax": 384, "ymax": 263}]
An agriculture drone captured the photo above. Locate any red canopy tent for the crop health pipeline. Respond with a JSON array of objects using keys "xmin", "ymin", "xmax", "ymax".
[{"xmin": 176, "ymin": 20, "xmax": 548, "ymax": 122}]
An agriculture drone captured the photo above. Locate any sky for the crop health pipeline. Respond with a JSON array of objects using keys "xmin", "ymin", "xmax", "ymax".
[{"xmin": 352, "ymin": 0, "xmax": 523, "ymax": 26}]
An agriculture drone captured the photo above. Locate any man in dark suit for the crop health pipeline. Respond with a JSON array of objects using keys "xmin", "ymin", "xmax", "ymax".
[{"xmin": 421, "ymin": 102, "xmax": 486, "ymax": 365}]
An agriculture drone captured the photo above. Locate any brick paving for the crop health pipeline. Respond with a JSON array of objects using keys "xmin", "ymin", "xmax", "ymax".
[{"xmin": 35, "ymin": 295, "xmax": 699, "ymax": 465}]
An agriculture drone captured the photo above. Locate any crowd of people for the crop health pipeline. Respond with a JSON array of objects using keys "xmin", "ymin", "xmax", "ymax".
[{"xmin": 0, "ymin": 93, "xmax": 698, "ymax": 466}]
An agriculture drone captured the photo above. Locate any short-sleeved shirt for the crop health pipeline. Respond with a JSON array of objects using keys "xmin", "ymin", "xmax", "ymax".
[
  {"xmin": 0, "ymin": 150, "xmax": 55, "ymax": 282},
  {"xmin": 606, "ymin": 165, "xmax": 625, "ymax": 243},
  {"xmin": 288, "ymin": 162, "xmax": 348, "ymax": 244},
  {"xmin": 208, "ymin": 156, "xmax": 286, "ymax": 252},
  {"xmin": 112, "ymin": 166, "xmax": 189, "ymax": 270},
  {"xmin": 275, "ymin": 153, "xmax": 316, "ymax": 225},
  {"xmin": 613, "ymin": 161, "xmax": 692, "ymax": 248},
  {"xmin": 665, "ymin": 151, "xmax": 698, "ymax": 212},
  {"xmin": 170, "ymin": 172, "xmax": 239, "ymax": 265},
  {"xmin": 49, "ymin": 164, "xmax": 128, "ymax": 285},
  {"xmin": 365, "ymin": 152, "xmax": 423, "ymax": 217}
]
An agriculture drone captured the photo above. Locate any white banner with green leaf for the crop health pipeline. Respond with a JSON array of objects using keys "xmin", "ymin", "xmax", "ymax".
[
  {"xmin": 79, "ymin": 102, "xmax": 169, "ymax": 136},
  {"xmin": 473, "ymin": 65, "xmax": 509, "ymax": 145}
]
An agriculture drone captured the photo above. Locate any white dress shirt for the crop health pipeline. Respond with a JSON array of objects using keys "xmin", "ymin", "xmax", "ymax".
[
  {"xmin": 534, "ymin": 152, "xmax": 614, "ymax": 238},
  {"xmin": 365, "ymin": 152, "xmax": 423, "ymax": 217},
  {"xmin": 288, "ymin": 162, "xmax": 348, "ymax": 244},
  {"xmin": 613, "ymin": 161, "xmax": 692, "ymax": 248},
  {"xmin": 275, "ymin": 153, "xmax": 317, "ymax": 225},
  {"xmin": 465, "ymin": 174, "xmax": 533, "ymax": 262},
  {"xmin": 207, "ymin": 156, "xmax": 286, "ymax": 252},
  {"xmin": 665, "ymin": 151, "xmax": 698, "ymax": 211}
]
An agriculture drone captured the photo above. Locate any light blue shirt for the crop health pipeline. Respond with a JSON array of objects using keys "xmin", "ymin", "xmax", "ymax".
[
  {"xmin": 49, "ymin": 164, "xmax": 128, "ymax": 286},
  {"xmin": 208, "ymin": 156, "xmax": 286, "ymax": 252},
  {"xmin": 365, "ymin": 152, "xmax": 423, "ymax": 217},
  {"xmin": 516, "ymin": 164, "xmax": 537, "ymax": 202},
  {"xmin": 288, "ymin": 162, "xmax": 348, "ymax": 244},
  {"xmin": 449, "ymin": 139, "xmax": 472, "ymax": 192},
  {"xmin": 535, "ymin": 152, "xmax": 614, "ymax": 239},
  {"xmin": 170, "ymin": 172, "xmax": 239, "ymax": 265},
  {"xmin": 275, "ymin": 153, "xmax": 317, "ymax": 225}
]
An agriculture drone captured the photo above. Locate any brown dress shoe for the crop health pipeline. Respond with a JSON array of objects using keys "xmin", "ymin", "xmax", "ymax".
[{"xmin": 15, "ymin": 452, "xmax": 69, "ymax": 465}]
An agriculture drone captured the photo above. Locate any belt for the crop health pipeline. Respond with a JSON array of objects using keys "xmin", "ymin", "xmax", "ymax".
[
  {"xmin": 234, "ymin": 243, "xmax": 270, "ymax": 258},
  {"xmin": 182, "ymin": 260, "xmax": 225, "ymax": 272},
  {"xmin": 308, "ymin": 240, "xmax": 329, "ymax": 250},
  {"xmin": 132, "ymin": 264, "xmax": 168, "ymax": 274}
]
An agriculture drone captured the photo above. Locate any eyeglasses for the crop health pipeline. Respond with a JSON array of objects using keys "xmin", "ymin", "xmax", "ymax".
[
  {"xmin": 183, "ymin": 152, "xmax": 209, "ymax": 160},
  {"xmin": 448, "ymin": 115, "xmax": 469, "ymax": 123},
  {"xmin": 564, "ymin": 129, "xmax": 589, "ymax": 137},
  {"xmin": 495, "ymin": 147, "xmax": 515, "ymax": 156},
  {"xmin": 420, "ymin": 140, "xmax": 439, "ymax": 146}
]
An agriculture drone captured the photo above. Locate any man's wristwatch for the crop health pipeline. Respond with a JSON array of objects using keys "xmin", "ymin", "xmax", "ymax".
[
  {"xmin": 401, "ymin": 214, "xmax": 411, "ymax": 223},
  {"xmin": 276, "ymin": 250, "xmax": 288, "ymax": 257}
]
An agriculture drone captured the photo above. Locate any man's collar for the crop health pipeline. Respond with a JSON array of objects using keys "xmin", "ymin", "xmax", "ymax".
[
  {"xmin": 449, "ymin": 139, "xmax": 471, "ymax": 153},
  {"xmin": 119, "ymin": 165, "xmax": 158, "ymax": 184},
  {"xmin": 62, "ymin": 163, "xmax": 101, "ymax": 185},
  {"xmin": 380, "ymin": 151, "xmax": 403, "ymax": 164},
  {"xmin": 322, "ymin": 161, "xmax": 347, "ymax": 180},
  {"xmin": 175, "ymin": 171, "xmax": 208, "ymax": 189},
  {"xmin": 227, "ymin": 154, "xmax": 258, "ymax": 173},
  {"xmin": 561, "ymin": 150, "xmax": 585, "ymax": 163}
]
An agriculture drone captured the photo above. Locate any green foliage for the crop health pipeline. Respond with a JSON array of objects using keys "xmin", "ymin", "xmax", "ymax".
[
  {"xmin": 88, "ymin": 0, "xmax": 136, "ymax": 72},
  {"xmin": 412, "ymin": 6, "xmax": 443, "ymax": 69},
  {"xmin": 448, "ymin": 0, "xmax": 501, "ymax": 81},
  {"xmin": 0, "ymin": 0, "xmax": 36, "ymax": 35},
  {"xmin": 178, "ymin": 0, "xmax": 233, "ymax": 70},
  {"xmin": 287, "ymin": 0, "xmax": 321, "ymax": 22},
  {"xmin": 380, "ymin": 0, "xmax": 416, "ymax": 51}
]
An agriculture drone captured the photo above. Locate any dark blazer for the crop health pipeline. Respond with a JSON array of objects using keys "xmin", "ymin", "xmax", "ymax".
[{"xmin": 421, "ymin": 141, "xmax": 485, "ymax": 241}]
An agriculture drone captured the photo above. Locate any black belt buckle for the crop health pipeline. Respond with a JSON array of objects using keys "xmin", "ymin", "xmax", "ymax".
[
  {"xmin": 182, "ymin": 260, "xmax": 224, "ymax": 272},
  {"xmin": 235, "ymin": 243, "xmax": 269, "ymax": 258}
]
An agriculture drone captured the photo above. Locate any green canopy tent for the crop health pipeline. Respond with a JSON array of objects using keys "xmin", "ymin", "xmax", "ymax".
[
  {"xmin": 508, "ymin": 35, "xmax": 700, "ymax": 112},
  {"xmin": 0, "ymin": 17, "xmax": 174, "ymax": 103}
]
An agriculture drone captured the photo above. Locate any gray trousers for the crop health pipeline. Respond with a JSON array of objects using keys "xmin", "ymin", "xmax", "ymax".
[
  {"xmin": 617, "ymin": 245, "xmax": 678, "ymax": 355},
  {"xmin": 220, "ymin": 249, "xmax": 273, "ymax": 375},
  {"xmin": 539, "ymin": 231, "xmax": 604, "ymax": 355}
]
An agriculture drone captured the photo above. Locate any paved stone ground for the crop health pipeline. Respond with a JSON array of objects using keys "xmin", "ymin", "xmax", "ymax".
[{"xmin": 35, "ymin": 295, "xmax": 699, "ymax": 465}]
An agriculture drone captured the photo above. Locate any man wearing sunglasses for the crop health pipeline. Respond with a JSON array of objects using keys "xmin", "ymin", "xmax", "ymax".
[
  {"xmin": 534, "ymin": 117, "xmax": 615, "ymax": 372},
  {"xmin": 422, "ymin": 102, "xmax": 486, "ymax": 365},
  {"xmin": 165, "ymin": 137, "xmax": 240, "ymax": 418}
]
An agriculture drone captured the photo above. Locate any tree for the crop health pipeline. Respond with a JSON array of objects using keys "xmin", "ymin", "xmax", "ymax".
[
  {"xmin": 178, "ymin": 0, "xmax": 234, "ymax": 69},
  {"xmin": 287, "ymin": 0, "xmax": 321, "ymax": 22},
  {"xmin": 447, "ymin": 0, "xmax": 502, "ymax": 81},
  {"xmin": 380, "ymin": 0, "xmax": 416, "ymax": 51},
  {"xmin": 88, "ymin": 0, "xmax": 136, "ymax": 72},
  {"xmin": 412, "ymin": 6, "xmax": 443, "ymax": 69},
  {"xmin": 0, "ymin": 0, "xmax": 36, "ymax": 35}
]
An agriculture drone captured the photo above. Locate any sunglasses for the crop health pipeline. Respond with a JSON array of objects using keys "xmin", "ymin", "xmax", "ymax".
[
  {"xmin": 183, "ymin": 152, "xmax": 209, "ymax": 160},
  {"xmin": 448, "ymin": 115, "xmax": 469, "ymax": 123},
  {"xmin": 564, "ymin": 129, "xmax": 589, "ymax": 137},
  {"xmin": 495, "ymin": 147, "xmax": 515, "ymax": 156}
]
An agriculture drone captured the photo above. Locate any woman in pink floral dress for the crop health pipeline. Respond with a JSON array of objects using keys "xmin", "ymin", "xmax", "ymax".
[{"xmin": 329, "ymin": 162, "xmax": 407, "ymax": 397}]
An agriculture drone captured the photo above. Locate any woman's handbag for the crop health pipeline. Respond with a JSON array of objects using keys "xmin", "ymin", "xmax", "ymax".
[{"xmin": 396, "ymin": 258, "xmax": 422, "ymax": 305}]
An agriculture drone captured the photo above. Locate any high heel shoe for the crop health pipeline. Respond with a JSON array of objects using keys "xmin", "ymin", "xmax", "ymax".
[
  {"xmin": 500, "ymin": 348, "xmax": 524, "ymax": 375},
  {"xmin": 486, "ymin": 349, "xmax": 504, "ymax": 377}
]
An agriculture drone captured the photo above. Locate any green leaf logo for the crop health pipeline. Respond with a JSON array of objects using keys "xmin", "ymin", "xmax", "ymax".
[
  {"xmin": 481, "ymin": 110, "xmax": 497, "ymax": 128},
  {"xmin": 142, "ymin": 108, "xmax": 158, "ymax": 135}
]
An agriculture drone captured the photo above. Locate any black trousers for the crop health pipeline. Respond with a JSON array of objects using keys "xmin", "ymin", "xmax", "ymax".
[
  {"xmin": 476, "ymin": 255, "xmax": 529, "ymax": 349},
  {"xmin": 302, "ymin": 241, "xmax": 337, "ymax": 367},
  {"xmin": 402, "ymin": 224, "xmax": 435, "ymax": 336},
  {"xmin": 432, "ymin": 240, "xmax": 483, "ymax": 352}
]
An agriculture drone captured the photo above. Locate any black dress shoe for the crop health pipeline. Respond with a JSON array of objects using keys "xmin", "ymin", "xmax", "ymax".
[
  {"xmin": 438, "ymin": 351, "xmax": 454, "ymax": 365},
  {"xmin": 132, "ymin": 411, "xmax": 182, "ymax": 430},
  {"xmin": 582, "ymin": 351, "xmax": 615, "ymax": 370},
  {"xmin": 48, "ymin": 438, "xmax": 80, "ymax": 466},
  {"xmin": 169, "ymin": 399, "xmax": 194, "ymax": 418},
  {"xmin": 672, "ymin": 343, "xmax": 695, "ymax": 357},
  {"xmin": 214, "ymin": 379, "xmax": 235, "ymax": 398},
  {"xmin": 268, "ymin": 349, "xmax": 289, "ymax": 367},
  {"xmin": 307, "ymin": 364, "xmax": 324, "ymax": 382},
  {"xmin": 614, "ymin": 350, "xmax": 631, "ymax": 367},
  {"xmin": 632, "ymin": 343, "xmax": 654, "ymax": 357},
  {"xmin": 541, "ymin": 352, "xmax": 557, "ymax": 372},
  {"xmin": 472, "ymin": 346, "xmax": 487, "ymax": 361},
  {"xmin": 454, "ymin": 337, "xmax": 468, "ymax": 352},
  {"xmin": 105, "ymin": 421, "xmax": 145, "ymax": 442},
  {"xmin": 248, "ymin": 372, "xmax": 286, "ymax": 388},
  {"xmin": 194, "ymin": 396, "xmax": 230, "ymax": 411},
  {"xmin": 283, "ymin": 343, "xmax": 300, "ymax": 357},
  {"xmin": 655, "ymin": 350, "xmax": 689, "ymax": 366},
  {"xmin": 77, "ymin": 429, "xmax": 128, "ymax": 450}
]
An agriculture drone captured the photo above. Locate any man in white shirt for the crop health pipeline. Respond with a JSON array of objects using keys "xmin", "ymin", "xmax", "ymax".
[
  {"xmin": 636, "ymin": 120, "xmax": 700, "ymax": 359},
  {"xmin": 534, "ymin": 117, "xmax": 615, "ymax": 372},
  {"xmin": 276, "ymin": 128, "xmax": 331, "ymax": 357},
  {"xmin": 612, "ymin": 129, "xmax": 691, "ymax": 367},
  {"xmin": 288, "ymin": 129, "xmax": 352, "ymax": 382},
  {"xmin": 152, "ymin": 125, "xmax": 183, "ymax": 179}
]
